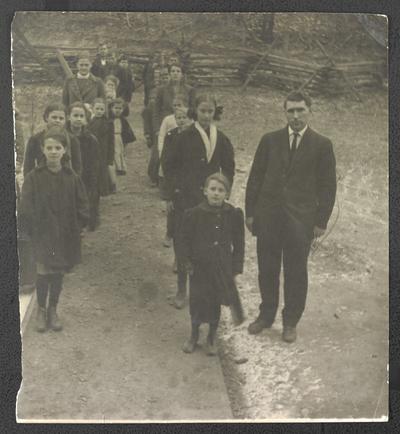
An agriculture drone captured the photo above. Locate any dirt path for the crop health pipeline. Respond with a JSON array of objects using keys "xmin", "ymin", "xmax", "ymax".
[{"xmin": 17, "ymin": 105, "xmax": 232, "ymax": 422}]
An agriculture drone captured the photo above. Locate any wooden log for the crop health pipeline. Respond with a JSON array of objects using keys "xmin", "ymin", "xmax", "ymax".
[{"xmin": 56, "ymin": 50, "xmax": 74, "ymax": 78}]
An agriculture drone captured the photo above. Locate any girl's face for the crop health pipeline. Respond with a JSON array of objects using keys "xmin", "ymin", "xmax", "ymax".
[
  {"xmin": 204, "ymin": 180, "xmax": 228, "ymax": 207},
  {"xmin": 69, "ymin": 107, "xmax": 87, "ymax": 129},
  {"xmin": 93, "ymin": 103, "xmax": 106, "ymax": 118},
  {"xmin": 169, "ymin": 66, "xmax": 182, "ymax": 83},
  {"xmin": 119, "ymin": 59, "xmax": 129, "ymax": 69},
  {"xmin": 196, "ymin": 101, "xmax": 215, "ymax": 129},
  {"xmin": 111, "ymin": 103, "xmax": 124, "ymax": 117},
  {"xmin": 42, "ymin": 138, "xmax": 66, "ymax": 166},
  {"xmin": 173, "ymin": 100, "xmax": 183, "ymax": 111},
  {"xmin": 46, "ymin": 110, "xmax": 66, "ymax": 128},
  {"xmin": 105, "ymin": 81, "xmax": 116, "ymax": 92},
  {"xmin": 175, "ymin": 111, "xmax": 189, "ymax": 129}
]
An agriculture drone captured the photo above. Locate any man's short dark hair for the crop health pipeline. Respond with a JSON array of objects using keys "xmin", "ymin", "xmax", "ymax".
[{"xmin": 284, "ymin": 91, "xmax": 312, "ymax": 109}]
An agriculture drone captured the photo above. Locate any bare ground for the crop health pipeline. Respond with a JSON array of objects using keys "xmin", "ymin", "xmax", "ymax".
[{"xmin": 16, "ymin": 86, "xmax": 388, "ymax": 421}]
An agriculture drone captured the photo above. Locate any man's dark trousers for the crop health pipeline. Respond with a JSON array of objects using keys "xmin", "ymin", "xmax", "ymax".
[{"xmin": 256, "ymin": 209, "xmax": 313, "ymax": 328}]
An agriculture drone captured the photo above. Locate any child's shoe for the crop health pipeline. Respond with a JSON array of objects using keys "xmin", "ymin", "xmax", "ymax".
[
  {"xmin": 163, "ymin": 236, "xmax": 172, "ymax": 248},
  {"xmin": 47, "ymin": 306, "xmax": 63, "ymax": 332},
  {"xmin": 36, "ymin": 307, "xmax": 47, "ymax": 333},
  {"xmin": 182, "ymin": 338, "xmax": 197, "ymax": 353},
  {"xmin": 205, "ymin": 338, "xmax": 218, "ymax": 356}
]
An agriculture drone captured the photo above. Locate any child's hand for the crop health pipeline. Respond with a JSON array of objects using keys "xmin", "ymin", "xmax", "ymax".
[{"xmin": 166, "ymin": 201, "xmax": 174, "ymax": 213}]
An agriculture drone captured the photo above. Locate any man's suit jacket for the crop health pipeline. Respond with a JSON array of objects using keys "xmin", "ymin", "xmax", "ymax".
[
  {"xmin": 62, "ymin": 74, "xmax": 105, "ymax": 108},
  {"xmin": 245, "ymin": 126, "xmax": 336, "ymax": 237}
]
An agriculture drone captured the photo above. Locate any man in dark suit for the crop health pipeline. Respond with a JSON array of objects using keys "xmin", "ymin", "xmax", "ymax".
[{"xmin": 245, "ymin": 91, "xmax": 337, "ymax": 343}]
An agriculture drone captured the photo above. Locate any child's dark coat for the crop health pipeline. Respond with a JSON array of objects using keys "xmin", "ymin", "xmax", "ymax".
[
  {"xmin": 18, "ymin": 165, "xmax": 89, "ymax": 271},
  {"xmin": 87, "ymin": 117, "xmax": 114, "ymax": 196},
  {"xmin": 115, "ymin": 66, "xmax": 135, "ymax": 103},
  {"xmin": 180, "ymin": 201, "xmax": 245, "ymax": 324}
]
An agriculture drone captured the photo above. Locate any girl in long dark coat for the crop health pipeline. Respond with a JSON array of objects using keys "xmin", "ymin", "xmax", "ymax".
[
  {"xmin": 87, "ymin": 98, "xmax": 114, "ymax": 196},
  {"xmin": 179, "ymin": 173, "xmax": 245, "ymax": 355},
  {"xmin": 18, "ymin": 127, "xmax": 89, "ymax": 333},
  {"xmin": 67, "ymin": 102, "xmax": 101, "ymax": 231},
  {"xmin": 162, "ymin": 92, "xmax": 235, "ymax": 309}
]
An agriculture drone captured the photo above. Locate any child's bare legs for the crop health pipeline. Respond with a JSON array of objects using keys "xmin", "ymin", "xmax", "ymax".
[
  {"xmin": 35, "ymin": 274, "xmax": 50, "ymax": 332},
  {"xmin": 174, "ymin": 271, "xmax": 187, "ymax": 309},
  {"xmin": 182, "ymin": 321, "xmax": 200, "ymax": 353},
  {"xmin": 47, "ymin": 273, "xmax": 64, "ymax": 331}
]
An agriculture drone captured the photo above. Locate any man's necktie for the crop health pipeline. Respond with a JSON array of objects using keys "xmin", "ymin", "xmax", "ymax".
[{"xmin": 289, "ymin": 132, "xmax": 299, "ymax": 164}]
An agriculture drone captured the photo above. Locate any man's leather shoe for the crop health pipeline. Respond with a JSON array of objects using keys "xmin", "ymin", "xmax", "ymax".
[
  {"xmin": 282, "ymin": 326, "xmax": 297, "ymax": 343},
  {"xmin": 248, "ymin": 317, "xmax": 270, "ymax": 335}
]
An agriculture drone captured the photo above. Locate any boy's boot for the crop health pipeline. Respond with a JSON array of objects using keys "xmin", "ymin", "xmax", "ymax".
[
  {"xmin": 35, "ymin": 274, "xmax": 49, "ymax": 332},
  {"xmin": 48, "ymin": 273, "xmax": 63, "ymax": 331},
  {"xmin": 47, "ymin": 306, "xmax": 63, "ymax": 332},
  {"xmin": 173, "ymin": 272, "xmax": 187, "ymax": 309},
  {"xmin": 36, "ymin": 307, "xmax": 47, "ymax": 333}
]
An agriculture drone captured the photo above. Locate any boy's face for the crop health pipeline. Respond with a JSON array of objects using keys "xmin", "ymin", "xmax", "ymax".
[
  {"xmin": 204, "ymin": 180, "xmax": 228, "ymax": 207},
  {"xmin": 169, "ymin": 66, "xmax": 182, "ymax": 83},
  {"xmin": 77, "ymin": 58, "xmax": 91, "ymax": 75},
  {"xmin": 69, "ymin": 107, "xmax": 87, "ymax": 129},
  {"xmin": 46, "ymin": 110, "xmax": 66, "ymax": 128},
  {"xmin": 105, "ymin": 80, "xmax": 116, "ymax": 91},
  {"xmin": 93, "ymin": 103, "xmax": 106, "ymax": 118},
  {"xmin": 42, "ymin": 138, "xmax": 66, "ymax": 165},
  {"xmin": 111, "ymin": 103, "xmax": 124, "ymax": 117},
  {"xmin": 160, "ymin": 72, "xmax": 170, "ymax": 85},
  {"xmin": 119, "ymin": 59, "xmax": 129, "ymax": 69},
  {"xmin": 173, "ymin": 100, "xmax": 183, "ymax": 111},
  {"xmin": 175, "ymin": 111, "xmax": 189, "ymax": 129}
]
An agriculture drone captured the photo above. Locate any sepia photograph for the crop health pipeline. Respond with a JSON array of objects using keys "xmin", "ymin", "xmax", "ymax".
[{"xmin": 12, "ymin": 11, "xmax": 388, "ymax": 422}]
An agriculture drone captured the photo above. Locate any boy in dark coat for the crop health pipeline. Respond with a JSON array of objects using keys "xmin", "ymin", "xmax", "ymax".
[
  {"xmin": 67, "ymin": 102, "xmax": 101, "ymax": 231},
  {"xmin": 62, "ymin": 52, "xmax": 105, "ymax": 109},
  {"xmin": 91, "ymin": 42, "xmax": 111, "ymax": 80},
  {"xmin": 179, "ymin": 173, "xmax": 245, "ymax": 355},
  {"xmin": 87, "ymin": 98, "xmax": 114, "ymax": 196},
  {"xmin": 115, "ymin": 54, "xmax": 135, "ymax": 104},
  {"xmin": 18, "ymin": 126, "xmax": 89, "ymax": 332}
]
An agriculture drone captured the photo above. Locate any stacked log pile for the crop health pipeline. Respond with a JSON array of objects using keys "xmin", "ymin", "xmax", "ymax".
[{"xmin": 11, "ymin": 42, "xmax": 384, "ymax": 96}]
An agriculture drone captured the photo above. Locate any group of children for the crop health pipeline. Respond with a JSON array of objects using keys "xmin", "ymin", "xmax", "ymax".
[{"xmin": 18, "ymin": 47, "xmax": 246, "ymax": 358}]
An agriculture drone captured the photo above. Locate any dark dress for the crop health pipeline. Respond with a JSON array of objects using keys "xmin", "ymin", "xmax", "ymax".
[
  {"xmin": 69, "ymin": 126, "xmax": 101, "ymax": 229},
  {"xmin": 153, "ymin": 82, "xmax": 196, "ymax": 132},
  {"xmin": 180, "ymin": 201, "xmax": 245, "ymax": 324},
  {"xmin": 115, "ymin": 66, "xmax": 135, "ymax": 103},
  {"xmin": 23, "ymin": 129, "xmax": 82, "ymax": 177},
  {"xmin": 87, "ymin": 116, "xmax": 114, "ymax": 196},
  {"xmin": 162, "ymin": 123, "xmax": 235, "ymax": 211},
  {"xmin": 18, "ymin": 165, "xmax": 89, "ymax": 272}
]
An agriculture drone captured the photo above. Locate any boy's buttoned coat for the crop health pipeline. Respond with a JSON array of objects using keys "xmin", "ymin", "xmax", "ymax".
[{"xmin": 62, "ymin": 73, "xmax": 105, "ymax": 108}]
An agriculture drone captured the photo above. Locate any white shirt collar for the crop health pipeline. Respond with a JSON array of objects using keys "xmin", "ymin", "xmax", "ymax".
[
  {"xmin": 288, "ymin": 125, "xmax": 308, "ymax": 138},
  {"xmin": 77, "ymin": 72, "xmax": 90, "ymax": 79}
]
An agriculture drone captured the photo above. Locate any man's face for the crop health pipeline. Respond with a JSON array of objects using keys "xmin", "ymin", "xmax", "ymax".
[
  {"xmin": 285, "ymin": 100, "xmax": 310, "ymax": 132},
  {"xmin": 99, "ymin": 45, "xmax": 108, "ymax": 58},
  {"xmin": 77, "ymin": 59, "xmax": 91, "ymax": 76}
]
